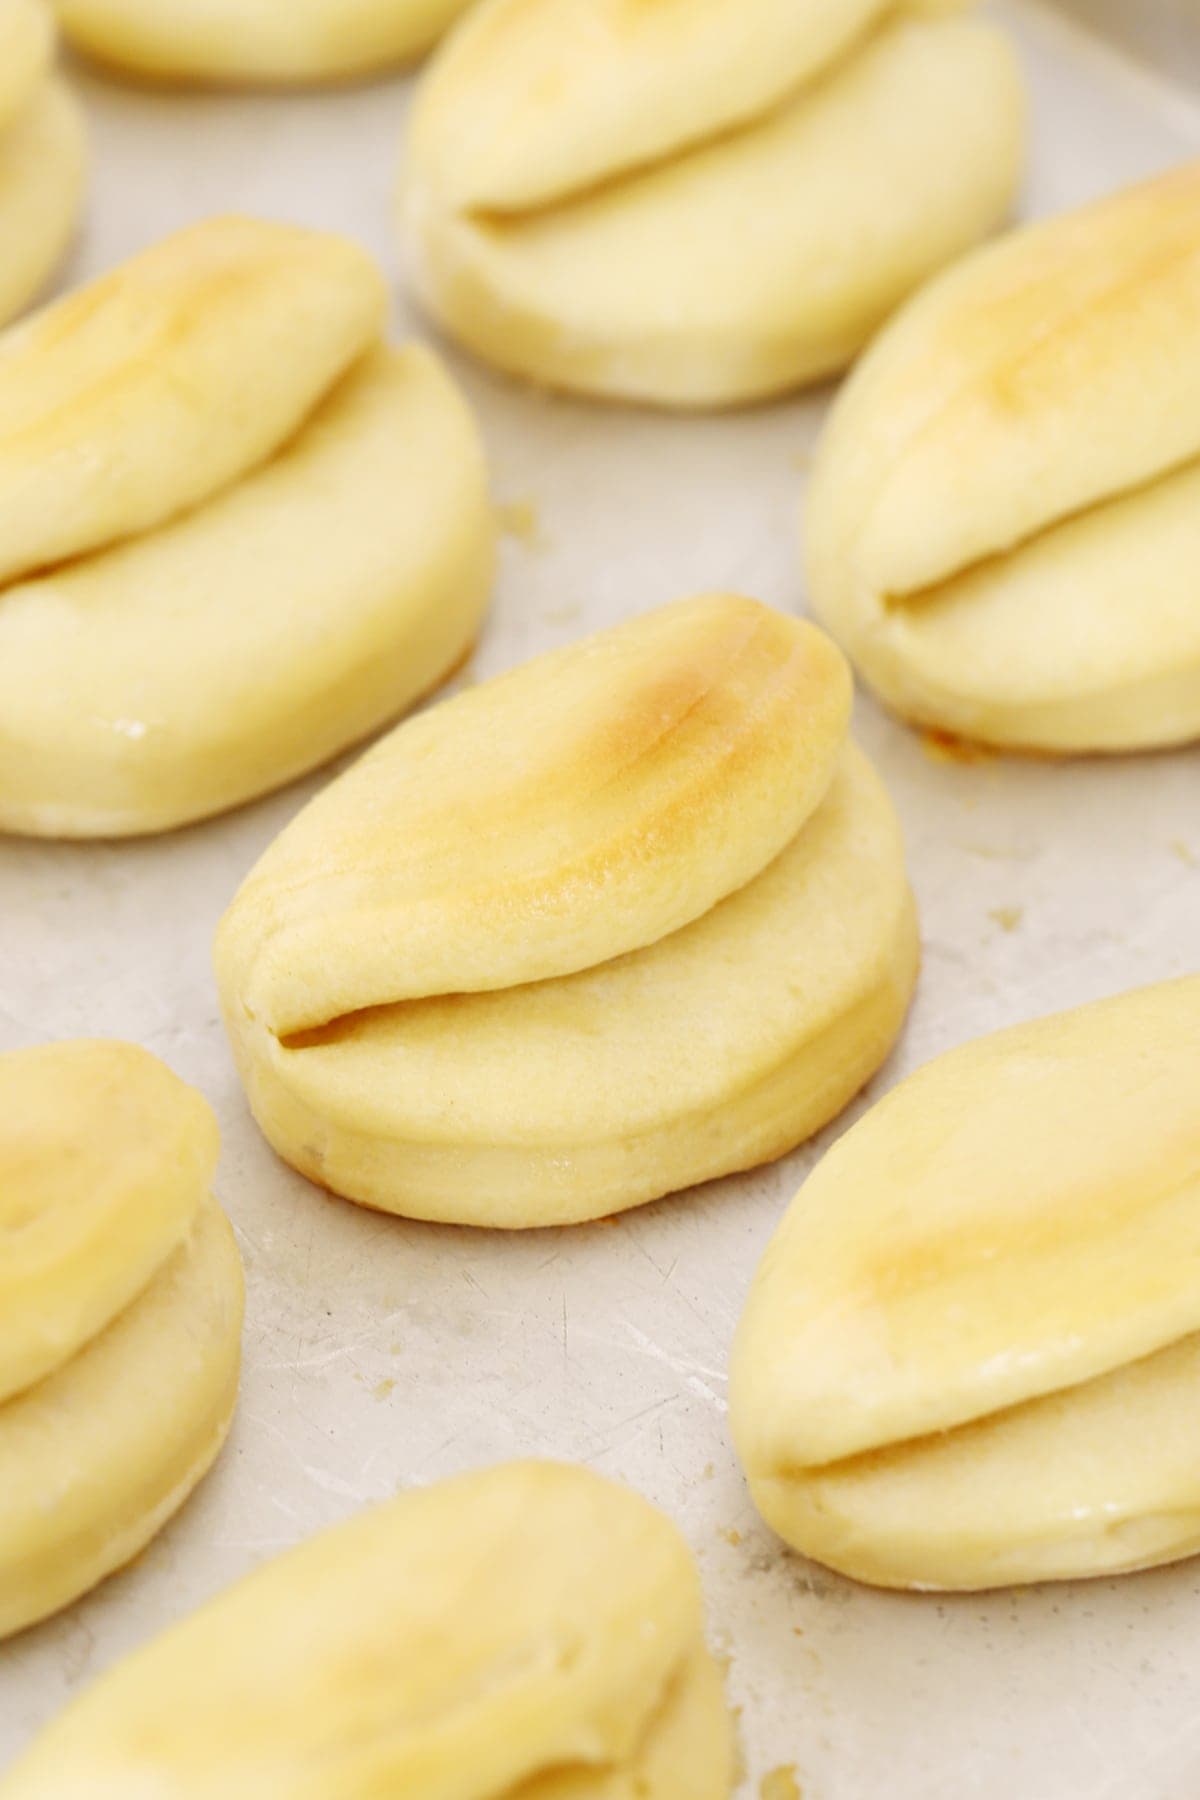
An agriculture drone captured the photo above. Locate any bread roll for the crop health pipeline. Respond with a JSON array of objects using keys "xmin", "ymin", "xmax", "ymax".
[
  {"xmin": 0, "ymin": 0, "xmax": 53, "ymax": 131},
  {"xmin": 55, "ymin": 0, "xmax": 474, "ymax": 84},
  {"xmin": 0, "ymin": 3, "xmax": 85, "ymax": 329},
  {"xmin": 731, "ymin": 977, "xmax": 1200, "ymax": 1588},
  {"xmin": 216, "ymin": 594, "xmax": 918, "ymax": 1226},
  {"xmin": 0, "ymin": 1041, "xmax": 242, "ymax": 1636},
  {"xmin": 0, "ymin": 1040, "xmax": 218, "ymax": 1402},
  {"xmin": 1, "ymin": 1462, "xmax": 733, "ymax": 1799},
  {"xmin": 806, "ymin": 162, "xmax": 1200, "ymax": 751},
  {"xmin": 402, "ymin": 0, "xmax": 1024, "ymax": 406},
  {"xmin": 0, "ymin": 218, "xmax": 494, "ymax": 836},
  {"xmin": 0, "ymin": 216, "xmax": 386, "ymax": 586}
]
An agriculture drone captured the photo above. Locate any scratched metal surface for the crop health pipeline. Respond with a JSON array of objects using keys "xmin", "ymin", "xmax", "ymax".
[{"xmin": 1, "ymin": 7, "xmax": 1199, "ymax": 1795}]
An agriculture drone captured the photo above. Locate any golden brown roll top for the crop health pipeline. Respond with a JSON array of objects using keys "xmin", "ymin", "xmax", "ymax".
[
  {"xmin": 217, "ymin": 594, "xmax": 851, "ymax": 1039},
  {"xmin": 731, "ymin": 977, "xmax": 1200, "ymax": 1587},
  {"xmin": 0, "ymin": 216, "xmax": 386, "ymax": 586},
  {"xmin": 1, "ymin": 1462, "xmax": 734, "ymax": 1799},
  {"xmin": 806, "ymin": 162, "xmax": 1200, "ymax": 750},
  {"xmin": 402, "ymin": 0, "xmax": 1023, "ymax": 406}
]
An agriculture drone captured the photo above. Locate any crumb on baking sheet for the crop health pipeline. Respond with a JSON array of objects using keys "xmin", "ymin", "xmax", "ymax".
[
  {"xmin": 921, "ymin": 729, "xmax": 994, "ymax": 767},
  {"xmin": 760, "ymin": 1766, "xmax": 802, "ymax": 1799},
  {"xmin": 989, "ymin": 906, "xmax": 1023, "ymax": 933},
  {"xmin": 1171, "ymin": 839, "xmax": 1196, "ymax": 868},
  {"xmin": 497, "ymin": 497, "xmax": 546, "ymax": 550}
]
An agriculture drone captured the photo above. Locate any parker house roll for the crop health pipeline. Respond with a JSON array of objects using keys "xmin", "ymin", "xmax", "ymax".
[
  {"xmin": 0, "ymin": 1040, "xmax": 243, "ymax": 1638},
  {"xmin": 2, "ymin": 1461, "xmax": 735, "ymax": 1799},
  {"xmin": 54, "ymin": 0, "xmax": 475, "ymax": 85},
  {"xmin": 0, "ymin": 216, "xmax": 494, "ymax": 838},
  {"xmin": 731, "ymin": 977, "xmax": 1200, "ymax": 1591},
  {"xmin": 0, "ymin": 0, "xmax": 87, "ymax": 329},
  {"xmin": 806, "ymin": 161, "xmax": 1200, "ymax": 753},
  {"xmin": 401, "ymin": 0, "xmax": 1025, "ymax": 408},
  {"xmin": 216, "ymin": 594, "xmax": 919, "ymax": 1229}
]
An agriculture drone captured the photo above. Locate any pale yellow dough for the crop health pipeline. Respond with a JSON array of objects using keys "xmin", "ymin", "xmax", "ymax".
[
  {"xmin": 55, "ymin": 0, "xmax": 474, "ymax": 83},
  {"xmin": 0, "ymin": 1197, "xmax": 243, "ymax": 1639},
  {"xmin": 216, "ymin": 594, "xmax": 918, "ymax": 1226},
  {"xmin": 0, "ymin": 218, "xmax": 495, "ymax": 837},
  {"xmin": 223, "ymin": 748, "xmax": 918, "ymax": 1226},
  {"xmin": 0, "ymin": 1039, "xmax": 218, "ymax": 1401},
  {"xmin": 0, "ymin": 79, "xmax": 87, "ymax": 332},
  {"xmin": 0, "ymin": 215, "xmax": 386, "ymax": 587},
  {"xmin": 0, "ymin": 1040, "xmax": 243, "ymax": 1635},
  {"xmin": 402, "ymin": 0, "xmax": 1024, "ymax": 407},
  {"xmin": 0, "ymin": 345, "xmax": 494, "ymax": 837},
  {"xmin": 806, "ymin": 160, "xmax": 1200, "ymax": 751},
  {"xmin": 731, "ymin": 976, "xmax": 1200, "ymax": 1589},
  {"xmin": 219, "ymin": 594, "xmax": 854, "ymax": 1034},
  {"xmin": 0, "ymin": 0, "xmax": 54, "ymax": 132},
  {"xmin": 1, "ymin": 1462, "xmax": 734, "ymax": 1798},
  {"xmin": 0, "ymin": 4, "xmax": 87, "ymax": 332}
]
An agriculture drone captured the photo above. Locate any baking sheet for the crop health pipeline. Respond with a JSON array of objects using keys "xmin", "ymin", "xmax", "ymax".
[
  {"xmin": 2, "ymin": 7, "xmax": 1199, "ymax": 1794},
  {"xmin": 1048, "ymin": 0, "xmax": 1200, "ymax": 89}
]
